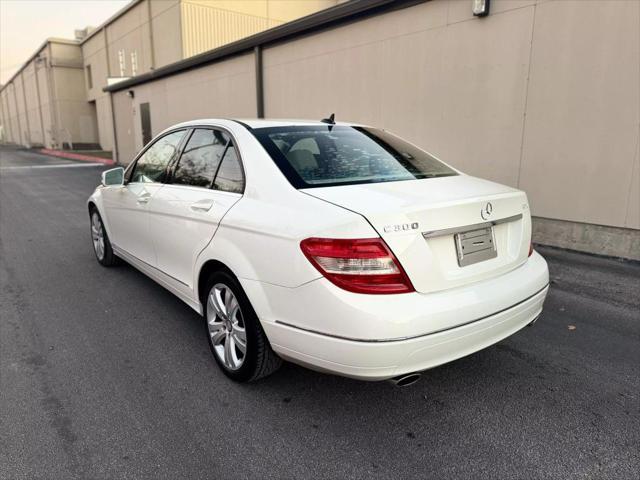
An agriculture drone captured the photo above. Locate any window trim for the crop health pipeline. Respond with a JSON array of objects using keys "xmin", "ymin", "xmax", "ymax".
[
  {"xmin": 124, "ymin": 128, "xmax": 190, "ymax": 185},
  {"xmin": 165, "ymin": 125, "xmax": 246, "ymax": 194}
]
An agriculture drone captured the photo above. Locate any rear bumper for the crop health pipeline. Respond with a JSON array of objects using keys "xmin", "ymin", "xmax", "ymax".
[
  {"xmin": 241, "ymin": 251, "xmax": 549, "ymax": 380},
  {"xmin": 262, "ymin": 285, "xmax": 547, "ymax": 380}
]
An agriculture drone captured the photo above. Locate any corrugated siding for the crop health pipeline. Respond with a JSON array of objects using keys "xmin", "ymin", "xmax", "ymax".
[{"xmin": 181, "ymin": 2, "xmax": 282, "ymax": 58}]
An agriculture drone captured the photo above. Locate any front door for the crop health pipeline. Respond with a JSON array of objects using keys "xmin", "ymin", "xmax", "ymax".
[
  {"xmin": 102, "ymin": 129, "xmax": 187, "ymax": 266},
  {"xmin": 147, "ymin": 128, "xmax": 245, "ymax": 287}
]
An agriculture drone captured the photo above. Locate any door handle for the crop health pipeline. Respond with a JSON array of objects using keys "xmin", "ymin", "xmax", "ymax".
[
  {"xmin": 137, "ymin": 192, "xmax": 151, "ymax": 204},
  {"xmin": 190, "ymin": 199, "xmax": 214, "ymax": 212}
]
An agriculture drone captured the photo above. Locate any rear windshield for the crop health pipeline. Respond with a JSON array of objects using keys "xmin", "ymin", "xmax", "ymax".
[{"xmin": 252, "ymin": 125, "xmax": 457, "ymax": 189}]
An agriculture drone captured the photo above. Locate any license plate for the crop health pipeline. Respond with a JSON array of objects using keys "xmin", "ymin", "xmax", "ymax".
[{"xmin": 454, "ymin": 227, "xmax": 497, "ymax": 267}]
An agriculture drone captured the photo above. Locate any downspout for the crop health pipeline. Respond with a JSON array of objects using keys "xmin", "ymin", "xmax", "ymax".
[
  {"xmin": 109, "ymin": 93, "xmax": 119, "ymax": 164},
  {"xmin": 146, "ymin": 0, "xmax": 156, "ymax": 69},
  {"xmin": 103, "ymin": 23, "xmax": 118, "ymax": 161},
  {"xmin": 254, "ymin": 45, "xmax": 264, "ymax": 118}
]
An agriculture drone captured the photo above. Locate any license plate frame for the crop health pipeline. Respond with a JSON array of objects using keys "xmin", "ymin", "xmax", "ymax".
[{"xmin": 454, "ymin": 226, "xmax": 497, "ymax": 267}]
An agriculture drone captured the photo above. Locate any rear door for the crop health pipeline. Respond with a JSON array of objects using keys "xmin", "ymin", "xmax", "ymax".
[
  {"xmin": 148, "ymin": 128, "xmax": 244, "ymax": 288},
  {"xmin": 101, "ymin": 129, "xmax": 187, "ymax": 265}
]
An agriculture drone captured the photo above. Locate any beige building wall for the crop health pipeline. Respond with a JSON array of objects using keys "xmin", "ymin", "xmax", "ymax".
[
  {"xmin": 35, "ymin": 53, "xmax": 55, "ymax": 148},
  {"xmin": 80, "ymin": 0, "xmax": 183, "ymax": 153},
  {"xmin": 21, "ymin": 64, "xmax": 45, "ymax": 146},
  {"xmin": 81, "ymin": 0, "xmax": 332, "ymax": 154},
  {"xmin": 48, "ymin": 42, "xmax": 99, "ymax": 147},
  {"xmin": 518, "ymin": 0, "xmax": 639, "ymax": 230},
  {"xmin": 13, "ymin": 75, "xmax": 30, "ymax": 145},
  {"xmin": 0, "ymin": 39, "xmax": 98, "ymax": 148},
  {"xmin": 181, "ymin": 0, "xmax": 340, "ymax": 58},
  {"xmin": 3, "ymin": 84, "xmax": 22, "ymax": 144},
  {"xmin": 151, "ymin": 0, "xmax": 183, "ymax": 68},
  {"xmin": 83, "ymin": 30, "xmax": 114, "ymax": 150},
  {"xmin": 113, "ymin": 52, "xmax": 255, "ymax": 163},
  {"xmin": 262, "ymin": 0, "xmax": 640, "ymax": 240}
]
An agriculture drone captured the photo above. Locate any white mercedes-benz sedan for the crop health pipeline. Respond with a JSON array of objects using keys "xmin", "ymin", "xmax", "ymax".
[{"xmin": 88, "ymin": 118, "xmax": 549, "ymax": 386}]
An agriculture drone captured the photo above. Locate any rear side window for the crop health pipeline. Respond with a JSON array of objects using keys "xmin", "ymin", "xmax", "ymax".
[
  {"xmin": 172, "ymin": 129, "xmax": 228, "ymax": 187},
  {"xmin": 213, "ymin": 143, "xmax": 244, "ymax": 194},
  {"xmin": 131, "ymin": 130, "xmax": 186, "ymax": 183},
  {"xmin": 252, "ymin": 125, "xmax": 457, "ymax": 189}
]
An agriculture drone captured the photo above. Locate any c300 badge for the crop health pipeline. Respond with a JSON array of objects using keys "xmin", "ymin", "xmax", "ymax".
[{"xmin": 383, "ymin": 222, "xmax": 419, "ymax": 233}]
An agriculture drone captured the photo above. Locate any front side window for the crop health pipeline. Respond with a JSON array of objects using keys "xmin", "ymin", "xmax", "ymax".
[
  {"xmin": 172, "ymin": 129, "xmax": 228, "ymax": 187},
  {"xmin": 253, "ymin": 126, "xmax": 457, "ymax": 189},
  {"xmin": 130, "ymin": 130, "xmax": 186, "ymax": 183}
]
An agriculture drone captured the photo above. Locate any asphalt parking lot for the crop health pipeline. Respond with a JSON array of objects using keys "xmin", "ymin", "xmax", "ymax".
[{"xmin": 1, "ymin": 145, "xmax": 639, "ymax": 480}]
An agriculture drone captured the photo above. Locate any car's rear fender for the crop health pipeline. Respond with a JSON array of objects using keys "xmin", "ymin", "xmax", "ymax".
[{"xmin": 192, "ymin": 192, "xmax": 377, "ymax": 306}]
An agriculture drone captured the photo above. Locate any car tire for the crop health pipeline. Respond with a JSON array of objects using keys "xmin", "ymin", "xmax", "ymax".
[
  {"xmin": 204, "ymin": 270, "xmax": 282, "ymax": 382},
  {"xmin": 90, "ymin": 208, "xmax": 119, "ymax": 267}
]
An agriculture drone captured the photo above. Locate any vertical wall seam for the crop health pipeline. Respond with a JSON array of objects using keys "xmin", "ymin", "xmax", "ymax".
[
  {"xmin": 622, "ymin": 4, "xmax": 640, "ymax": 228},
  {"xmin": 179, "ymin": 1, "xmax": 185, "ymax": 60},
  {"xmin": 516, "ymin": 3, "xmax": 537, "ymax": 189},
  {"xmin": 47, "ymin": 44, "xmax": 61, "ymax": 148},
  {"xmin": 2, "ymin": 92, "xmax": 15, "ymax": 143},
  {"xmin": 19, "ymin": 73, "xmax": 32, "ymax": 145},
  {"xmin": 34, "ymin": 61, "xmax": 46, "ymax": 146},
  {"xmin": 623, "ymin": 127, "xmax": 640, "ymax": 227},
  {"xmin": 146, "ymin": 0, "xmax": 156, "ymax": 70},
  {"xmin": 104, "ymin": 28, "xmax": 111, "ymax": 78},
  {"xmin": 11, "ymin": 84, "xmax": 23, "ymax": 145}
]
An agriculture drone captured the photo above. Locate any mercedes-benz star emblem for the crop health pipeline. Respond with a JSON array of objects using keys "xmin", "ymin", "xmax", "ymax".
[{"xmin": 481, "ymin": 202, "xmax": 493, "ymax": 220}]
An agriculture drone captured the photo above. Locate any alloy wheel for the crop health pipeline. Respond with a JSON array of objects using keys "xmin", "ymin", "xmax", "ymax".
[
  {"xmin": 207, "ymin": 283, "xmax": 247, "ymax": 370},
  {"xmin": 91, "ymin": 212, "xmax": 105, "ymax": 260}
]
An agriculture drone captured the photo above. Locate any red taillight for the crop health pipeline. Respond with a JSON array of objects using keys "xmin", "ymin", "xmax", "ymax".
[
  {"xmin": 529, "ymin": 242, "xmax": 534, "ymax": 257},
  {"xmin": 300, "ymin": 237, "xmax": 415, "ymax": 294}
]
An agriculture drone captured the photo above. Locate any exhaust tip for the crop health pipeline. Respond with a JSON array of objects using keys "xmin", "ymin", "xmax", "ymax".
[
  {"xmin": 388, "ymin": 373, "xmax": 421, "ymax": 387},
  {"xmin": 527, "ymin": 315, "xmax": 540, "ymax": 327}
]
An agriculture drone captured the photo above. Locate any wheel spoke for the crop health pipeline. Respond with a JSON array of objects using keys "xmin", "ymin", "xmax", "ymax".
[
  {"xmin": 211, "ymin": 328, "xmax": 226, "ymax": 346},
  {"xmin": 209, "ymin": 287, "xmax": 226, "ymax": 319},
  {"xmin": 228, "ymin": 300, "xmax": 240, "ymax": 325},
  {"xmin": 224, "ymin": 334, "xmax": 235, "ymax": 367},
  {"xmin": 224, "ymin": 288, "xmax": 236, "ymax": 318},
  {"xmin": 232, "ymin": 327, "xmax": 246, "ymax": 354}
]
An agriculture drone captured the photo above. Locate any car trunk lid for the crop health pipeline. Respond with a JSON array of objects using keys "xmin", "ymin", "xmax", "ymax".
[{"xmin": 303, "ymin": 175, "xmax": 532, "ymax": 294}]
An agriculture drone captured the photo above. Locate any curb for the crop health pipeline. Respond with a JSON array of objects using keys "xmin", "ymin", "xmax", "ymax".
[{"xmin": 39, "ymin": 148, "xmax": 115, "ymax": 165}]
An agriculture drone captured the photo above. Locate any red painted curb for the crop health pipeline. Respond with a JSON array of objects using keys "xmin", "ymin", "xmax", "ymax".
[{"xmin": 39, "ymin": 148, "xmax": 115, "ymax": 165}]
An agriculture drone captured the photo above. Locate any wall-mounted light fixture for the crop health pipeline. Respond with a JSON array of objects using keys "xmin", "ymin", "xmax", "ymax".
[
  {"xmin": 127, "ymin": 90, "xmax": 135, "ymax": 98},
  {"xmin": 472, "ymin": 0, "xmax": 490, "ymax": 17}
]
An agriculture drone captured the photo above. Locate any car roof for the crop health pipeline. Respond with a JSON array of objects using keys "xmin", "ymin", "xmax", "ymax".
[{"xmin": 168, "ymin": 118, "xmax": 366, "ymax": 130}]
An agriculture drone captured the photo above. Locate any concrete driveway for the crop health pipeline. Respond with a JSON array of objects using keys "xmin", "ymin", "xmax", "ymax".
[{"xmin": 1, "ymin": 146, "xmax": 638, "ymax": 479}]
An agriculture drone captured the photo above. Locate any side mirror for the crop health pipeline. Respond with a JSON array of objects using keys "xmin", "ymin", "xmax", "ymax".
[{"xmin": 101, "ymin": 167, "xmax": 124, "ymax": 187}]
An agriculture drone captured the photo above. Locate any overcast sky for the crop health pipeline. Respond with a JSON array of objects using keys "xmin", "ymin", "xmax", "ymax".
[{"xmin": 1, "ymin": 0, "xmax": 130, "ymax": 84}]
